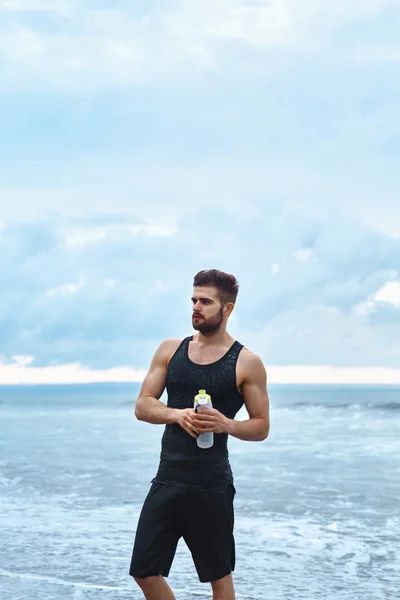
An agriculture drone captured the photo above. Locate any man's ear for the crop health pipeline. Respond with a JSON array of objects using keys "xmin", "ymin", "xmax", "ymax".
[{"xmin": 224, "ymin": 302, "xmax": 234, "ymax": 318}]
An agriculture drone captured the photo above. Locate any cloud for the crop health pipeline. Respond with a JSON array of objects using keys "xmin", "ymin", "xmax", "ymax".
[
  {"xmin": 293, "ymin": 248, "xmax": 313, "ymax": 262},
  {"xmin": 164, "ymin": 0, "xmax": 294, "ymax": 48},
  {"xmin": 375, "ymin": 280, "xmax": 400, "ymax": 306},
  {"xmin": 1, "ymin": 1, "xmax": 400, "ymax": 384},
  {"xmin": 1, "ymin": 0, "xmax": 400, "ymax": 91},
  {"xmin": 1, "ymin": 207, "xmax": 399, "ymax": 374},
  {"xmin": 0, "ymin": 355, "xmax": 146, "ymax": 384},
  {"xmin": 268, "ymin": 365, "xmax": 400, "ymax": 385},
  {"xmin": 1, "ymin": 1, "xmax": 400, "ymax": 240},
  {"xmin": 356, "ymin": 45, "xmax": 400, "ymax": 64},
  {"xmin": 0, "ymin": 0, "xmax": 70, "ymax": 12},
  {"xmin": 46, "ymin": 277, "xmax": 86, "ymax": 296},
  {"xmin": 63, "ymin": 223, "xmax": 178, "ymax": 248},
  {"xmin": 354, "ymin": 279, "xmax": 400, "ymax": 315},
  {"xmin": 3, "ymin": 355, "xmax": 400, "ymax": 385},
  {"xmin": 0, "ymin": 8, "xmax": 215, "ymax": 91}
]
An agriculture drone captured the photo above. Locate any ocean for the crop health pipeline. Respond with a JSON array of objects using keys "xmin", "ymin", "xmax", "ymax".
[{"xmin": 0, "ymin": 383, "xmax": 399, "ymax": 600}]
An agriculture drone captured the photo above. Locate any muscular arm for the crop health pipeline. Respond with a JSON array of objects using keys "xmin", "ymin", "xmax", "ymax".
[
  {"xmin": 226, "ymin": 353, "xmax": 270, "ymax": 441},
  {"xmin": 193, "ymin": 352, "xmax": 270, "ymax": 442},
  {"xmin": 134, "ymin": 340, "xmax": 198, "ymax": 438},
  {"xmin": 134, "ymin": 340, "xmax": 180, "ymax": 425}
]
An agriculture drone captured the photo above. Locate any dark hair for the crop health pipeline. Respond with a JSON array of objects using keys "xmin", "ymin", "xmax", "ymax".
[{"xmin": 193, "ymin": 269, "xmax": 239, "ymax": 305}]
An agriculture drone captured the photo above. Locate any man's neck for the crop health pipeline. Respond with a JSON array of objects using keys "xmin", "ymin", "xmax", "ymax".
[{"xmin": 193, "ymin": 330, "xmax": 234, "ymax": 347}]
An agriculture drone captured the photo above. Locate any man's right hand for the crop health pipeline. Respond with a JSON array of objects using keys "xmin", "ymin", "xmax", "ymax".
[{"xmin": 176, "ymin": 408, "xmax": 198, "ymax": 439}]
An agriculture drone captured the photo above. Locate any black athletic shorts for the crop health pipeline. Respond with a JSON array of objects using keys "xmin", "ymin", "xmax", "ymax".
[{"xmin": 129, "ymin": 481, "xmax": 236, "ymax": 583}]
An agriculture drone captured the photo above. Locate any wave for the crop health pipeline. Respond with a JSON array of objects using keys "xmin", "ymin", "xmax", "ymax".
[
  {"xmin": 292, "ymin": 401, "xmax": 400, "ymax": 411},
  {"xmin": 0, "ymin": 569, "xmax": 127, "ymax": 591},
  {"xmin": 1, "ymin": 384, "xmax": 399, "ymax": 413}
]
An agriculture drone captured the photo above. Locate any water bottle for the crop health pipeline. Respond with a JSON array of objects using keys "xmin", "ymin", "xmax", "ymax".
[{"xmin": 194, "ymin": 389, "xmax": 214, "ymax": 449}]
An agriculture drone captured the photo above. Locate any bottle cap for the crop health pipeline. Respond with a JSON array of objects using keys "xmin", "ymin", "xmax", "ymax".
[{"xmin": 199, "ymin": 389, "xmax": 206, "ymax": 395}]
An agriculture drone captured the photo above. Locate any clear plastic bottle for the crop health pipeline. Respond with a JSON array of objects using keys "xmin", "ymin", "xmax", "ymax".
[{"xmin": 194, "ymin": 389, "xmax": 214, "ymax": 449}]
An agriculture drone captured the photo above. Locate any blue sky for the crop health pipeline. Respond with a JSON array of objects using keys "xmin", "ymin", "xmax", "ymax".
[{"xmin": 1, "ymin": 0, "xmax": 400, "ymax": 384}]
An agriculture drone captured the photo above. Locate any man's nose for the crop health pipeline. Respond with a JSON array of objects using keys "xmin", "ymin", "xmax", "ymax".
[{"xmin": 193, "ymin": 302, "xmax": 201, "ymax": 312}]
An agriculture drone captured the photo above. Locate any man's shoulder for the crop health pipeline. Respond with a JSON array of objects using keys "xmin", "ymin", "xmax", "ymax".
[
  {"xmin": 238, "ymin": 346, "xmax": 266, "ymax": 372},
  {"xmin": 157, "ymin": 337, "xmax": 186, "ymax": 362},
  {"xmin": 160, "ymin": 337, "xmax": 185, "ymax": 347}
]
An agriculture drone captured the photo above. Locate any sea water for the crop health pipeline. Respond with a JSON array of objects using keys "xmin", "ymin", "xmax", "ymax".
[{"xmin": 0, "ymin": 384, "xmax": 399, "ymax": 600}]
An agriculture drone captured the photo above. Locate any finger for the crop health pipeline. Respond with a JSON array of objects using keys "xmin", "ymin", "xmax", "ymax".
[
  {"xmin": 188, "ymin": 420, "xmax": 201, "ymax": 431},
  {"xmin": 194, "ymin": 415, "xmax": 215, "ymax": 424},
  {"xmin": 179, "ymin": 419, "xmax": 197, "ymax": 438},
  {"xmin": 195, "ymin": 413, "xmax": 215, "ymax": 420},
  {"xmin": 197, "ymin": 426, "xmax": 214, "ymax": 434},
  {"xmin": 184, "ymin": 425, "xmax": 198, "ymax": 439},
  {"xmin": 196, "ymin": 421, "xmax": 213, "ymax": 430},
  {"xmin": 187, "ymin": 420, "xmax": 200, "ymax": 434},
  {"xmin": 188, "ymin": 415, "xmax": 200, "ymax": 424},
  {"xmin": 194, "ymin": 411, "xmax": 215, "ymax": 420}
]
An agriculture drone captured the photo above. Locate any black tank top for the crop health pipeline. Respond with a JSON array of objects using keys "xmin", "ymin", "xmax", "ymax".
[{"xmin": 153, "ymin": 336, "xmax": 244, "ymax": 490}]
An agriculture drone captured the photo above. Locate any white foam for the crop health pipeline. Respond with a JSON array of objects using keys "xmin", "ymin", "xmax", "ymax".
[{"xmin": 0, "ymin": 569, "xmax": 126, "ymax": 591}]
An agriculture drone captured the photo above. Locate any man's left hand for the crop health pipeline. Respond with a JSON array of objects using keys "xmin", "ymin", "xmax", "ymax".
[{"xmin": 192, "ymin": 408, "xmax": 231, "ymax": 435}]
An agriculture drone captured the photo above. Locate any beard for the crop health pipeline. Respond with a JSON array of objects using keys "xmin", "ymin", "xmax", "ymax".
[{"xmin": 192, "ymin": 307, "xmax": 224, "ymax": 336}]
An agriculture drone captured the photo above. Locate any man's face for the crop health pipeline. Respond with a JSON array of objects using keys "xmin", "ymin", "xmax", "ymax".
[{"xmin": 191, "ymin": 286, "xmax": 224, "ymax": 335}]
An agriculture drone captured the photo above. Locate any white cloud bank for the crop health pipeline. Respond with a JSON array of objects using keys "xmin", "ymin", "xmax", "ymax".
[
  {"xmin": 0, "ymin": 356, "xmax": 146, "ymax": 385},
  {"xmin": 2, "ymin": 356, "xmax": 400, "ymax": 385}
]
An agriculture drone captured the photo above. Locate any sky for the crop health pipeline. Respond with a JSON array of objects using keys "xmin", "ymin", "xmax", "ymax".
[{"xmin": 1, "ymin": 0, "xmax": 400, "ymax": 384}]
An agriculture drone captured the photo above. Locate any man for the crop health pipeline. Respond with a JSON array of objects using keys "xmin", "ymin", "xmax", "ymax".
[{"xmin": 129, "ymin": 269, "xmax": 270, "ymax": 600}]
